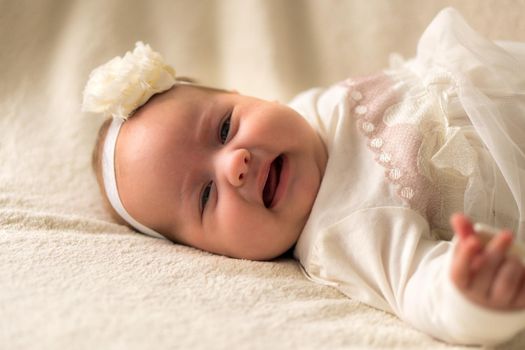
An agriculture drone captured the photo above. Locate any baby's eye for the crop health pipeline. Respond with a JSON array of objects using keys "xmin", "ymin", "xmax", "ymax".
[
  {"xmin": 200, "ymin": 182, "xmax": 212, "ymax": 213},
  {"xmin": 219, "ymin": 114, "xmax": 231, "ymax": 144}
]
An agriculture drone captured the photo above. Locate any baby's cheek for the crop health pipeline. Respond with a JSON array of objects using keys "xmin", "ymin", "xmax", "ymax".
[
  {"xmin": 216, "ymin": 201, "xmax": 271, "ymax": 238},
  {"xmin": 218, "ymin": 200, "xmax": 258, "ymax": 230}
]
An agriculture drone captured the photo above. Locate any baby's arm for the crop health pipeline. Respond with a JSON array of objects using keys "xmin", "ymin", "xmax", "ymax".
[
  {"xmin": 450, "ymin": 213, "xmax": 525, "ymax": 310},
  {"xmin": 306, "ymin": 207, "xmax": 525, "ymax": 344}
]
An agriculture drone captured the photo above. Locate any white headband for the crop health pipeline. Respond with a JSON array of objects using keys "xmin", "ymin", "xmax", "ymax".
[
  {"xmin": 83, "ymin": 42, "xmax": 177, "ymax": 239},
  {"xmin": 101, "ymin": 118, "xmax": 165, "ymax": 239}
]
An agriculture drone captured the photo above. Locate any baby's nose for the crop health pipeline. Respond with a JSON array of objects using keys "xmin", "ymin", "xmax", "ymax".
[{"xmin": 225, "ymin": 149, "xmax": 250, "ymax": 187}]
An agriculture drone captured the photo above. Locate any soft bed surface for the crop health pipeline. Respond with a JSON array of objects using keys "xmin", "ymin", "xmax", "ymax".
[{"xmin": 1, "ymin": 1, "xmax": 524, "ymax": 349}]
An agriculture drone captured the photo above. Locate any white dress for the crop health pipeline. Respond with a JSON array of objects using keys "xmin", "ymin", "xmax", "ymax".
[{"xmin": 291, "ymin": 8, "xmax": 525, "ymax": 346}]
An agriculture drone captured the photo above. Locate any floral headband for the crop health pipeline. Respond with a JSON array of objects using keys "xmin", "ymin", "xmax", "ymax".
[{"xmin": 82, "ymin": 42, "xmax": 176, "ymax": 239}]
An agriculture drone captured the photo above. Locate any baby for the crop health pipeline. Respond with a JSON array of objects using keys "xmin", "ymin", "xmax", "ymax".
[{"xmin": 85, "ymin": 8, "xmax": 525, "ymax": 346}]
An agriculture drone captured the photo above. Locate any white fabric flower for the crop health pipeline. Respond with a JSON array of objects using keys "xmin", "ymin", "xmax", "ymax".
[{"xmin": 82, "ymin": 42, "xmax": 176, "ymax": 119}]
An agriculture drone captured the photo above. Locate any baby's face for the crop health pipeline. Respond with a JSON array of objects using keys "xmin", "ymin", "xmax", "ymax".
[{"xmin": 115, "ymin": 85, "xmax": 327, "ymax": 260}]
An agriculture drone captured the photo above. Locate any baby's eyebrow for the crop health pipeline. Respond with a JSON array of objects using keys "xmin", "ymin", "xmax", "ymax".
[
  {"xmin": 179, "ymin": 168, "xmax": 199, "ymax": 222},
  {"xmin": 177, "ymin": 103, "xmax": 215, "ymax": 222},
  {"xmin": 180, "ymin": 110, "xmax": 208, "ymax": 222},
  {"xmin": 195, "ymin": 106, "xmax": 212, "ymax": 145},
  {"xmin": 195, "ymin": 113, "xmax": 205, "ymax": 144}
]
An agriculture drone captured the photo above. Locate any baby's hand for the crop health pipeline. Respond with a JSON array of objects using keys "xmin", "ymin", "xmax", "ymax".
[{"xmin": 450, "ymin": 213, "xmax": 525, "ymax": 310}]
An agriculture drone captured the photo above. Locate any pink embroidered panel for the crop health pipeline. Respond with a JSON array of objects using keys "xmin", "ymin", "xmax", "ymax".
[{"xmin": 339, "ymin": 73, "xmax": 441, "ymax": 222}]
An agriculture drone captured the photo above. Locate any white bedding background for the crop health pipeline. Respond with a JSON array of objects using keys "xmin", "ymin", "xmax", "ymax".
[{"xmin": 1, "ymin": 1, "xmax": 524, "ymax": 349}]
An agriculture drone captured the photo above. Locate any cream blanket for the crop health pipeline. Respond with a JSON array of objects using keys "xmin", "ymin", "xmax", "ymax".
[{"xmin": 1, "ymin": 1, "xmax": 524, "ymax": 348}]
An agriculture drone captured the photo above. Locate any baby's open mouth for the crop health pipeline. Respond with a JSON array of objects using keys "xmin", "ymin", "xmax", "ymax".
[{"xmin": 263, "ymin": 155, "xmax": 283, "ymax": 208}]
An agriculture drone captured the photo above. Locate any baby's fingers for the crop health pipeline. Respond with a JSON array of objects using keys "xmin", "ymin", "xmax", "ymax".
[
  {"xmin": 486, "ymin": 230, "xmax": 513, "ymax": 254},
  {"xmin": 515, "ymin": 269, "xmax": 525, "ymax": 308},
  {"xmin": 490, "ymin": 256, "xmax": 524, "ymax": 308},
  {"xmin": 470, "ymin": 231, "xmax": 513, "ymax": 293},
  {"xmin": 451, "ymin": 235, "xmax": 481, "ymax": 289},
  {"xmin": 451, "ymin": 213, "xmax": 475, "ymax": 240}
]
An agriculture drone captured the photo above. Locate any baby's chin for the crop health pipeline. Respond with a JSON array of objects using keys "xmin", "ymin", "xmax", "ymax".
[{"xmin": 254, "ymin": 230, "xmax": 304, "ymax": 261}]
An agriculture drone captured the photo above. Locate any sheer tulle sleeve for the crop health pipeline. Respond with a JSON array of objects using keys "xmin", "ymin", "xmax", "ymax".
[{"xmin": 408, "ymin": 7, "xmax": 525, "ymax": 240}]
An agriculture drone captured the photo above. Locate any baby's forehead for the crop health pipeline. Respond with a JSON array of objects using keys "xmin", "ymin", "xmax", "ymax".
[
  {"xmin": 130, "ymin": 85, "xmax": 207, "ymax": 123},
  {"xmin": 124, "ymin": 84, "xmax": 239, "ymax": 152},
  {"xmin": 166, "ymin": 84, "xmax": 230, "ymax": 101},
  {"xmin": 154, "ymin": 84, "xmax": 238, "ymax": 122},
  {"xmin": 124, "ymin": 85, "xmax": 229, "ymax": 148}
]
